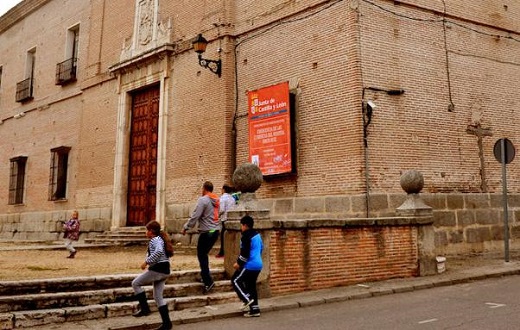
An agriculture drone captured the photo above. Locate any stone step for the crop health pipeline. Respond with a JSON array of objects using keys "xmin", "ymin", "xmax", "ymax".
[
  {"xmin": 83, "ymin": 238, "xmax": 150, "ymax": 245},
  {"xmin": 103, "ymin": 227, "xmax": 146, "ymax": 233},
  {"xmin": 90, "ymin": 233, "xmax": 146, "ymax": 238},
  {"xmin": 0, "ymin": 269, "xmax": 226, "ymax": 295},
  {"xmin": 6, "ymin": 291, "xmax": 238, "ymax": 329},
  {"xmin": 0, "ymin": 268, "xmax": 236, "ymax": 328},
  {"xmin": 0, "ymin": 280, "xmax": 233, "ymax": 313},
  {"xmin": 83, "ymin": 227, "xmax": 149, "ymax": 245}
]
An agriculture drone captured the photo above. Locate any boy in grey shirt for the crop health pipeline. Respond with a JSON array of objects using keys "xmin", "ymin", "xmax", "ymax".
[{"xmin": 182, "ymin": 181, "xmax": 221, "ymax": 293}]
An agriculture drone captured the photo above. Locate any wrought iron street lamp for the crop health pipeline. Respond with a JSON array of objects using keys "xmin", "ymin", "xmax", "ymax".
[{"xmin": 192, "ymin": 34, "xmax": 221, "ymax": 77}]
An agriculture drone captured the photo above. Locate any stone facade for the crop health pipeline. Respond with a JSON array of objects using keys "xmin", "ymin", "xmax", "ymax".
[
  {"xmin": 0, "ymin": 0, "xmax": 519, "ymax": 255},
  {"xmin": 0, "ymin": 207, "xmax": 110, "ymax": 241}
]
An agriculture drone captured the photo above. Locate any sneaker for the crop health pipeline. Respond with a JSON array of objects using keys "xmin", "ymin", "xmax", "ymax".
[
  {"xmin": 203, "ymin": 282, "xmax": 215, "ymax": 294},
  {"xmin": 243, "ymin": 311, "xmax": 260, "ymax": 317},
  {"xmin": 241, "ymin": 299, "xmax": 254, "ymax": 311},
  {"xmin": 132, "ymin": 308, "xmax": 151, "ymax": 317}
]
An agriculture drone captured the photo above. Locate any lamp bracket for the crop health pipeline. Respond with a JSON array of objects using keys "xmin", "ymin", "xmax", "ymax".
[
  {"xmin": 364, "ymin": 86, "xmax": 404, "ymax": 95},
  {"xmin": 198, "ymin": 54, "xmax": 221, "ymax": 77}
]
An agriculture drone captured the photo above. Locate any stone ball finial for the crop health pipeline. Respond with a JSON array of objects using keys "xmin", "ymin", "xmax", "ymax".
[
  {"xmin": 232, "ymin": 163, "xmax": 263, "ymax": 193},
  {"xmin": 400, "ymin": 170, "xmax": 424, "ymax": 194}
]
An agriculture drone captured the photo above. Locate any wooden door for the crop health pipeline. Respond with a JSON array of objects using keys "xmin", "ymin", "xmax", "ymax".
[{"xmin": 127, "ymin": 85, "xmax": 159, "ymax": 226}]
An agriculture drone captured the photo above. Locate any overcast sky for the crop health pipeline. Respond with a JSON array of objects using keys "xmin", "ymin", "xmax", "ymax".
[{"xmin": 0, "ymin": 0, "xmax": 23, "ymax": 17}]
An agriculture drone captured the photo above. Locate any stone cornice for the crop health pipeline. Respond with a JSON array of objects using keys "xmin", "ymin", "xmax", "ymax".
[
  {"xmin": 0, "ymin": 0, "xmax": 50, "ymax": 33},
  {"xmin": 225, "ymin": 216, "xmax": 434, "ymax": 230},
  {"xmin": 108, "ymin": 44, "xmax": 175, "ymax": 75}
]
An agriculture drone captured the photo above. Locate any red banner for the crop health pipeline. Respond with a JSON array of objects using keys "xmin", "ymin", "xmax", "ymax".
[{"xmin": 248, "ymin": 82, "xmax": 292, "ymax": 175}]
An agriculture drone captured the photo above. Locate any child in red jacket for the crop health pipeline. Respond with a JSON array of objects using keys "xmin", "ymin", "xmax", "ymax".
[{"xmin": 63, "ymin": 210, "xmax": 80, "ymax": 258}]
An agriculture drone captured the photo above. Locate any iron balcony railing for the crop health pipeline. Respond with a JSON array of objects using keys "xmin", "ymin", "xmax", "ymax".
[
  {"xmin": 55, "ymin": 57, "xmax": 77, "ymax": 85},
  {"xmin": 15, "ymin": 77, "xmax": 33, "ymax": 102}
]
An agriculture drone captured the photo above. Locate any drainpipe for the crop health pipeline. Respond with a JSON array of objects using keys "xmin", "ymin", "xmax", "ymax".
[
  {"xmin": 231, "ymin": 39, "xmax": 239, "ymax": 178},
  {"xmin": 362, "ymin": 91, "xmax": 373, "ymax": 218}
]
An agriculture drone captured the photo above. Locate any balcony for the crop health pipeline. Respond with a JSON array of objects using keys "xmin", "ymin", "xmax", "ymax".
[
  {"xmin": 55, "ymin": 57, "xmax": 77, "ymax": 85},
  {"xmin": 15, "ymin": 77, "xmax": 33, "ymax": 103}
]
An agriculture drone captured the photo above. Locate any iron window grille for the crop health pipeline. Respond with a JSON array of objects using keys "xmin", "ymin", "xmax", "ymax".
[
  {"xmin": 15, "ymin": 77, "xmax": 33, "ymax": 102},
  {"xmin": 55, "ymin": 57, "xmax": 77, "ymax": 85},
  {"xmin": 49, "ymin": 146, "xmax": 70, "ymax": 201},
  {"xmin": 9, "ymin": 156, "xmax": 27, "ymax": 205}
]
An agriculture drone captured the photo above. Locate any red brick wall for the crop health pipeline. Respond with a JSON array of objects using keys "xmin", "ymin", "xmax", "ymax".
[
  {"xmin": 232, "ymin": 0, "xmax": 520, "ymax": 199},
  {"xmin": 268, "ymin": 226, "xmax": 419, "ymax": 295}
]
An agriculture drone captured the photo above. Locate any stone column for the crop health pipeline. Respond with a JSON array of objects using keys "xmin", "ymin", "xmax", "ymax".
[
  {"xmin": 396, "ymin": 170, "xmax": 432, "ymax": 217},
  {"xmin": 396, "ymin": 170, "xmax": 436, "ymax": 275},
  {"xmin": 224, "ymin": 163, "xmax": 272, "ymax": 297}
]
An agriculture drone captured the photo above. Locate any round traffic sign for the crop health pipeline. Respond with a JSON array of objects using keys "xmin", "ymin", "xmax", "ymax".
[{"xmin": 494, "ymin": 138, "xmax": 515, "ymax": 164}]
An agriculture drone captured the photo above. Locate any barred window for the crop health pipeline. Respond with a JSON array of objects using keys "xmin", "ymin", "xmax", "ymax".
[
  {"xmin": 9, "ymin": 156, "xmax": 27, "ymax": 205},
  {"xmin": 16, "ymin": 48, "xmax": 36, "ymax": 103},
  {"xmin": 49, "ymin": 147, "xmax": 70, "ymax": 201},
  {"xmin": 56, "ymin": 25, "xmax": 79, "ymax": 85}
]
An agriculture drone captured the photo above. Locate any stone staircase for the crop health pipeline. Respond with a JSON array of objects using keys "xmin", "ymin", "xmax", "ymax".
[
  {"xmin": 0, "ymin": 269, "xmax": 235, "ymax": 329},
  {"xmin": 84, "ymin": 227, "xmax": 210, "ymax": 255},
  {"xmin": 84, "ymin": 227, "xmax": 149, "ymax": 246}
]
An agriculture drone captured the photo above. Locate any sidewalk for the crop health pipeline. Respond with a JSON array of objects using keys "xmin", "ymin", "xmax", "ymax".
[{"xmin": 28, "ymin": 251, "xmax": 520, "ymax": 330}]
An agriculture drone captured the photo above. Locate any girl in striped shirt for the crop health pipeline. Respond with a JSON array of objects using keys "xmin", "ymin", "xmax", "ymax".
[{"xmin": 131, "ymin": 220, "xmax": 174, "ymax": 330}]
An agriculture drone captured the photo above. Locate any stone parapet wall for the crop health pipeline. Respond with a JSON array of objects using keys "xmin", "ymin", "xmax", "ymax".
[
  {"xmin": 167, "ymin": 192, "xmax": 520, "ymax": 255},
  {"xmin": 224, "ymin": 216, "xmax": 434, "ymax": 297},
  {"xmin": 0, "ymin": 208, "xmax": 111, "ymax": 242},
  {"xmin": 422, "ymin": 193, "xmax": 520, "ymax": 254}
]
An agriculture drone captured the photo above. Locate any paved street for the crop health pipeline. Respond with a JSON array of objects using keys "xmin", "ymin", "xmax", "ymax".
[{"xmin": 175, "ymin": 275, "xmax": 520, "ymax": 330}]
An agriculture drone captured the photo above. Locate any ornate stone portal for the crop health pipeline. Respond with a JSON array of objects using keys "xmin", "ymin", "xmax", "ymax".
[
  {"xmin": 120, "ymin": 0, "xmax": 173, "ymax": 63},
  {"xmin": 138, "ymin": 0, "xmax": 154, "ymax": 46},
  {"xmin": 108, "ymin": 0, "xmax": 174, "ymax": 230}
]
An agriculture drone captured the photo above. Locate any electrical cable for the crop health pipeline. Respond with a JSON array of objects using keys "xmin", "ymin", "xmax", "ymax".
[{"xmin": 361, "ymin": 0, "xmax": 520, "ymax": 43}]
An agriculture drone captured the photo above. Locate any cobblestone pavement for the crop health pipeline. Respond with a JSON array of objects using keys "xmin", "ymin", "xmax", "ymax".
[{"xmin": 0, "ymin": 241, "xmax": 219, "ymax": 280}]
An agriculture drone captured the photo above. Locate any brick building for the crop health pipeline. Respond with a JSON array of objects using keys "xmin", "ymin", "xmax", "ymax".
[{"xmin": 0, "ymin": 0, "xmax": 519, "ymax": 255}]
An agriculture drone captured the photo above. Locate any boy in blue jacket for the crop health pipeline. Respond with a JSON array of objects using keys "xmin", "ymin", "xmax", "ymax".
[{"xmin": 232, "ymin": 215, "xmax": 263, "ymax": 317}]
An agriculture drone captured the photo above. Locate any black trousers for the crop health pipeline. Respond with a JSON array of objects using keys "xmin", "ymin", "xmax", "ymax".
[
  {"xmin": 197, "ymin": 230, "xmax": 219, "ymax": 286},
  {"xmin": 232, "ymin": 267, "xmax": 261, "ymax": 313}
]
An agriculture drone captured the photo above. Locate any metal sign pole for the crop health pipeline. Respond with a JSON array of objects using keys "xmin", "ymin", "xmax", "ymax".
[{"xmin": 501, "ymin": 139, "xmax": 510, "ymax": 263}]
